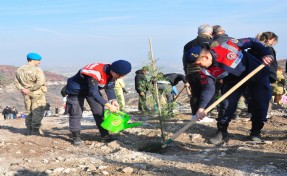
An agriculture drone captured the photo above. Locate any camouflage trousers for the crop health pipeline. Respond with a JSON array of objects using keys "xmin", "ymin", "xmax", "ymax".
[{"xmin": 24, "ymin": 92, "xmax": 46, "ymax": 130}]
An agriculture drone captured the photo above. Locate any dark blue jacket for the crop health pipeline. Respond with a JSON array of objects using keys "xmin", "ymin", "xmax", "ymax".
[{"xmin": 199, "ymin": 38, "xmax": 272, "ymax": 109}]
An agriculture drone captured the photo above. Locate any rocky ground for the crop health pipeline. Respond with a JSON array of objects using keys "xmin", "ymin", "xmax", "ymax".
[{"xmin": 0, "ymin": 104, "xmax": 287, "ymax": 176}]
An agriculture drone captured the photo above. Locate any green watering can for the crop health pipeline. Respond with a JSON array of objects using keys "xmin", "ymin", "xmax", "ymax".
[{"xmin": 101, "ymin": 110, "xmax": 143, "ymax": 133}]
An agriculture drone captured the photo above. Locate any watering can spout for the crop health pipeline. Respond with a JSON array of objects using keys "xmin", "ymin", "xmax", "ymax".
[{"xmin": 124, "ymin": 122, "xmax": 143, "ymax": 129}]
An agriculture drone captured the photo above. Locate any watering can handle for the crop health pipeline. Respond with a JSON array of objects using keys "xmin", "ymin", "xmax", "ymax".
[
  {"xmin": 104, "ymin": 110, "xmax": 110, "ymax": 119},
  {"xmin": 104, "ymin": 109, "xmax": 129, "ymax": 119}
]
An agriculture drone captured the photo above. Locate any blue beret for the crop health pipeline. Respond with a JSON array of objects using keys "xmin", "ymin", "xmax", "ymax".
[
  {"xmin": 111, "ymin": 60, "xmax": 132, "ymax": 75},
  {"xmin": 186, "ymin": 46, "xmax": 201, "ymax": 63},
  {"xmin": 27, "ymin": 53, "xmax": 42, "ymax": 60}
]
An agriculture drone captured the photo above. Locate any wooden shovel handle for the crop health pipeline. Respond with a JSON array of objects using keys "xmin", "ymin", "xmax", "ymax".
[
  {"xmin": 173, "ymin": 86, "xmax": 186, "ymax": 101},
  {"xmin": 186, "ymin": 87, "xmax": 192, "ymax": 95},
  {"xmin": 162, "ymin": 64, "xmax": 266, "ymax": 147}
]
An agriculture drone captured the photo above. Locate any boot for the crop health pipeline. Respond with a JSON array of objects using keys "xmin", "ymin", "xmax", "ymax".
[
  {"xmin": 250, "ymin": 121, "xmax": 264, "ymax": 142},
  {"xmin": 72, "ymin": 131, "xmax": 82, "ymax": 146},
  {"xmin": 209, "ymin": 123, "xmax": 229, "ymax": 145},
  {"xmin": 274, "ymin": 95, "xmax": 281, "ymax": 104},
  {"xmin": 26, "ymin": 127, "xmax": 32, "ymax": 136},
  {"xmin": 31, "ymin": 128, "xmax": 41, "ymax": 135}
]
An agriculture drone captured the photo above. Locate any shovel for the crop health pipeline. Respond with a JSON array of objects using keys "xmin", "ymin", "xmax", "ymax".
[
  {"xmin": 101, "ymin": 110, "xmax": 143, "ymax": 133},
  {"xmin": 139, "ymin": 64, "xmax": 266, "ymax": 153},
  {"xmin": 173, "ymin": 86, "xmax": 186, "ymax": 101}
]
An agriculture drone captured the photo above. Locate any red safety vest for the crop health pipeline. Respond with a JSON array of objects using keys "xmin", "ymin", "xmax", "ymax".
[
  {"xmin": 81, "ymin": 63, "xmax": 111, "ymax": 87},
  {"xmin": 212, "ymin": 39, "xmax": 243, "ymax": 69},
  {"xmin": 201, "ymin": 39, "xmax": 244, "ymax": 79}
]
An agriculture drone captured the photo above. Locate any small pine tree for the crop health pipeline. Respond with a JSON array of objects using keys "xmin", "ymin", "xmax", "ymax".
[{"xmin": 138, "ymin": 45, "xmax": 176, "ymax": 141}]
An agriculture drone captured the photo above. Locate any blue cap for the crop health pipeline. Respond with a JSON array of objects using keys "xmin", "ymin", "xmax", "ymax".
[
  {"xmin": 111, "ymin": 60, "xmax": 132, "ymax": 75},
  {"xmin": 186, "ymin": 46, "xmax": 201, "ymax": 63},
  {"xmin": 27, "ymin": 53, "xmax": 42, "ymax": 60}
]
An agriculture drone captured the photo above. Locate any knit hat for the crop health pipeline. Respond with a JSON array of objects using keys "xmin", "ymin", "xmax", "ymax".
[
  {"xmin": 27, "ymin": 53, "xmax": 42, "ymax": 61},
  {"xmin": 110, "ymin": 60, "xmax": 132, "ymax": 75},
  {"xmin": 186, "ymin": 46, "xmax": 201, "ymax": 63}
]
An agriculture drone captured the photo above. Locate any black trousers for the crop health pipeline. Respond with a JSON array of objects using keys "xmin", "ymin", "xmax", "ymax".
[
  {"xmin": 186, "ymin": 73, "xmax": 203, "ymax": 115},
  {"xmin": 67, "ymin": 94, "xmax": 109, "ymax": 136}
]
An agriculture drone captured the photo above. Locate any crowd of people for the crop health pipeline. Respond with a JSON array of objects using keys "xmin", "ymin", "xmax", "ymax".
[
  {"xmin": 3, "ymin": 24, "xmax": 285, "ymax": 147},
  {"xmin": 1, "ymin": 106, "xmax": 18, "ymax": 120}
]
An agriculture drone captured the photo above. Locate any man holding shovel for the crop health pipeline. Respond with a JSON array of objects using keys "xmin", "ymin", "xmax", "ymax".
[{"xmin": 187, "ymin": 38, "xmax": 273, "ymax": 144}]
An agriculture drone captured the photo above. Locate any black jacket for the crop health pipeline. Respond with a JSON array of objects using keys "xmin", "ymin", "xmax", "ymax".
[
  {"xmin": 212, "ymin": 34, "xmax": 233, "ymax": 44},
  {"xmin": 183, "ymin": 34, "xmax": 213, "ymax": 74},
  {"xmin": 183, "ymin": 34, "xmax": 213, "ymax": 52},
  {"xmin": 135, "ymin": 69, "xmax": 148, "ymax": 94},
  {"xmin": 164, "ymin": 73, "xmax": 187, "ymax": 86}
]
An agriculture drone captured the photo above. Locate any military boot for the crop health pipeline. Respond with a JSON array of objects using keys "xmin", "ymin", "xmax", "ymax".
[
  {"xmin": 72, "ymin": 131, "xmax": 82, "ymax": 146},
  {"xmin": 31, "ymin": 128, "xmax": 41, "ymax": 135},
  {"xmin": 26, "ymin": 127, "xmax": 32, "ymax": 136},
  {"xmin": 209, "ymin": 123, "xmax": 229, "ymax": 145}
]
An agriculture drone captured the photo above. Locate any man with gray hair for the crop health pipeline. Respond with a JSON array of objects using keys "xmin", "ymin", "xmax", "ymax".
[
  {"xmin": 182, "ymin": 24, "xmax": 213, "ymax": 116},
  {"xmin": 211, "ymin": 25, "xmax": 234, "ymax": 47}
]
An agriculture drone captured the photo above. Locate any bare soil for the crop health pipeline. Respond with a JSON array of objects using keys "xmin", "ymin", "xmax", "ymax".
[{"xmin": 0, "ymin": 106, "xmax": 286, "ymax": 176}]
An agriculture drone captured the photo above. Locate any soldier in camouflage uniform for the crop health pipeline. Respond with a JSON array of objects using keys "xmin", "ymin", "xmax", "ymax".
[{"xmin": 15, "ymin": 53, "xmax": 47, "ymax": 135}]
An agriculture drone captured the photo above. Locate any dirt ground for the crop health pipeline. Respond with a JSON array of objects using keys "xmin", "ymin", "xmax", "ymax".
[{"xmin": 0, "ymin": 105, "xmax": 287, "ymax": 176}]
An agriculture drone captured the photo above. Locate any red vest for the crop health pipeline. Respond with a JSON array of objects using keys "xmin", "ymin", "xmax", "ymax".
[
  {"xmin": 81, "ymin": 63, "xmax": 111, "ymax": 87},
  {"xmin": 201, "ymin": 39, "xmax": 244, "ymax": 78},
  {"xmin": 212, "ymin": 39, "xmax": 243, "ymax": 69}
]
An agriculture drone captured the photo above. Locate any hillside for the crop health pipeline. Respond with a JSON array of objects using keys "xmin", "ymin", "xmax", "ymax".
[{"xmin": 0, "ymin": 65, "xmax": 67, "ymax": 111}]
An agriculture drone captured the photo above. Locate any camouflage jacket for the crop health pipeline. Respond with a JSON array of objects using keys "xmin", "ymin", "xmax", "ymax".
[{"xmin": 15, "ymin": 62, "xmax": 47, "ymax": 93}]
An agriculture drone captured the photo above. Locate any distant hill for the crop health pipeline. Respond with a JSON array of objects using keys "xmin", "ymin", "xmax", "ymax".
[{"xmin": 0, "ymin": 65, "xmax": 67, "ymax": 111}]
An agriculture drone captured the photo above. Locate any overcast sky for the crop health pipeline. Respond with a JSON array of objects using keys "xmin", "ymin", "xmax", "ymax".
[{"xmin": 0, "ymin": 0, "xmax": 286, "ymax": 71}]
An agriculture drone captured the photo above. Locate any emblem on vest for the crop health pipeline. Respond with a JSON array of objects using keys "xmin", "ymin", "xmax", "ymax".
[
  {"xmin": 227, "ymin": 52, "xmax": 237, "ymax": 60},
  {"xmin": 191, "ymin": 53, "xmax": 198, "ymax": 58}
]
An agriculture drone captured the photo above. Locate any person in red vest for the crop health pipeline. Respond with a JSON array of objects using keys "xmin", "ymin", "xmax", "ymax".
[
  {"xmin": 186, "ymin": 38, "xmax": 273, "ymax": 144},
  {"xmin": 65, "ymin": 60, "xmax": 132, "ymax": 145}
]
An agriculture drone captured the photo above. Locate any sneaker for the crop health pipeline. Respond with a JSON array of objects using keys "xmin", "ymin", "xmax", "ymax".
[
  {"xmin": 209, "ymin": 131, "xmax": 228, "ymax": 145},
  {"xmin": 250, "ymin": 135, "xmax": 262, "ymax": 142},
  {"xmin": 101, "ymin": 135, "xmax": 117, "ymax": 143}
]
